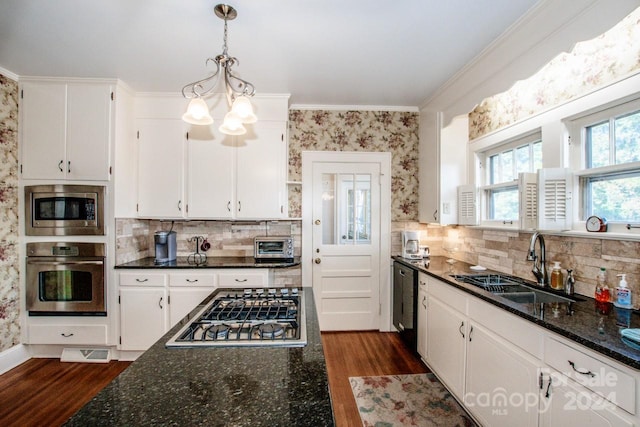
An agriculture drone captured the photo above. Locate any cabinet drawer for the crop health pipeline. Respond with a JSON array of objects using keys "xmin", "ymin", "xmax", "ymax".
[
  {"xmin": 218, "ymin": 270, "xmax": 268, "ymax": 287},
  {"xmin": 169, "ymin": 273, "xmax": 217, "ymax": 287},
  {"xmin": 428, "ymin": 278, "xmax": 467, "ymax": 314},
  {"xmin": 544, "ymin": 336, "xmax": 636, "ymax": 414},
  {"xmin": 28, "ymin": 324, "xmax": 107, "ymax": 345},
  {"xmin": 120, "ymin": 272, "xmax": 167, "ymax": 287}
]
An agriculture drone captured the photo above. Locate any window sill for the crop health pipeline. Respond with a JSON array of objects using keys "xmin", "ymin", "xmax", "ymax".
[{"xmin": 464, "ymin": 225, "xmax": 640, "ymax": 241}]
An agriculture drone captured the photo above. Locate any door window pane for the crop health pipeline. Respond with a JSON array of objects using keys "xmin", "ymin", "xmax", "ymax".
[{"xmin": 321, "ymin": 173, "xmax": 336, "ymax": 245}]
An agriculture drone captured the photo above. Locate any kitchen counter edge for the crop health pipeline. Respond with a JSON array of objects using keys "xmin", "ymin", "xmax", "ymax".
[{"xmin": 115, "ymin": 256, "xmax": 301, "ymax": 269}]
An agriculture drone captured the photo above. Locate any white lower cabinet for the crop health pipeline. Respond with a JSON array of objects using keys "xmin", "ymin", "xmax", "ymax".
[
  {"xmin": 540, "ymin": 376, "xmax": 634, "ymax": 427},
  {"xmin": 465, "ymin": 322, "xmax": 541, "ymax": 427},
  {"xmin": 416, "ymin": 272, "xmax": 428, "ymax": 359},
  {"xmin": 425, "ymin": 275, "xmax": 640, "ymax": 427},
  {"xmin": 427, "ymin": 293, "xmax": 467, "ymax": 399},
  {"xmin": 119, "ymin": 287, "xmax": 168, "ymax": 351},
  {"xmin": 119, "ymin": 269, "xmax": 268, "ymax": 352}
]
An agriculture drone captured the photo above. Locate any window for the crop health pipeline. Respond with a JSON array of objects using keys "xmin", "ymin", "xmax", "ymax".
[
  {"xmin": 481, "ymin": 134, "xmax": 542, "ymax": 222},
  {"xmin": 571, "ymin": 99, "xmax": 640, "ymax": 223}
]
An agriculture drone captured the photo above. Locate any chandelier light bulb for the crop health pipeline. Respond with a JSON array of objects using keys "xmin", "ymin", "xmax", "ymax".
[
  {"xmin": 231, "ymin": 96, "xmax": 257, "ymax": 124},
  {"xmin": 182, "ymin": 98, "xmax": 214, "ymax": 125},
  {"xmin": 219, "ymin": 111, "xmax": 246, "ymax": 135}
]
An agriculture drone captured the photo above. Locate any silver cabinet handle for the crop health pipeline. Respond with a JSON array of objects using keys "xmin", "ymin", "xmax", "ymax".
[
  {"xmin": 186, "ymin": 279, "xmax": 199, "ymax": 283},
  {"xmin": 433, "ymin": 209, "xmax": 438, "ymax": 221},
  {"xmin": 421, "ymin": 296, "xmax": 427, "ymax": 309},
  {"xmin": 227, "ymin": 201, "xmax": 231, "ymax": 212},
  {"xmin": 178, "ymin": 200, "xmax": 182, "ymax": 212},
  {"xmin": 234, "ymin": 278, "xmax": 248, "ymax": 282},
  {"xmin": 135, "ymin": 278, "xmax": 149, "ymax": 282},
  {"xmin": 67, "ymin": 161, "xmax": 71, "ymax": 173},
  {"xmin": 58, "ymin": 160, "xmax": 64, "ymax": 172},
  {"xmin": 469, "ymin": 325, "xmax": 474, "ymax": 342},
  {"xmin": 459, "ymin": 321, "xmax": 465, "ymax": 338},
  {"xmin": 159, "ymin": 297, "xmax": 163, "ymax": 309},
  {"xmin": 238, "ymin": 201, "xmax": 241, "ymax": 212},
  {"xmin": 61, "ymin": 333, "xmax": 74, "ymax": 338}
]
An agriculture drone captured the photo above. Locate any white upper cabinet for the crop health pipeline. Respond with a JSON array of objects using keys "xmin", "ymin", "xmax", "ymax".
[
  {"xmin": 135, "ymin": 94, "xmax": 289, "ymax": 220},
  {"xmin": 136, "ymin": 118, "xmax": 185, "ymax": 218},
  {"xmin": 235, "ymin": 121, "xmax": 287, "ymax": 219},
  {"xmin": 20, "ymin": 80, "xmax": 113, "ymax": 181},
  {"xmin": 418, "ymin": 112, "xmax": 468, "ymax": 225}
]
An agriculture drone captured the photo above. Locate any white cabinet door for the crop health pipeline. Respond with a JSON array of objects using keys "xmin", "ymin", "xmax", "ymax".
[
  {"xmin": 137, "ymin": 119, "xmax": 185, "ymax": 218},
  {"xmin": 66, "ymin": 83, "xmax": 112, "ymax": 180},
  {"xmin": 20, "ymin": 82, "xmax": 67, "ymax": 179},
  {"xmin": 168, "ymin": 287, "xmax": 215, "ymax": 328},
  {"xmin": 120, "ymin": 287, "xmax": 168, "ymax": 351},
  {"xmin": 417, "ymin": 272, "xmax": 428, "ymax": 359},
  {"xmin": 236, "ymin": 121, "xmax": 287, "ymax": 219},
  {"xmin": 418, "ymin": 112, "xmax": 468, "ymax": 224},
  {"xmin": 186, "ymin": 126, "xmax": 235, "ymax": 219},
  {"xmin": 427, "ymin": 296, "xmax": 467, "ymax": 398},
  {"xmin": 540, "ymin": 375, "xmax": 634, "ymax": 427},
  {"xmin": 465, "ymin": 322, "xmax": 541, "ymax": 427},
  {"xmin": 20, "ymin": 81, "xmax": 112, "ymax": 180}
]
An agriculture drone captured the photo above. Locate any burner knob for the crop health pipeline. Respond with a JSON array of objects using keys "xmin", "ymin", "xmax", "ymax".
[
  {"xmin": 268, "ymin": 288, "xmax": 276, "ymax": 294},
  {"xmin": 281, "ymin": 288, "xmax": 289, "ymax": 295},
  {"xmin": 291, "ymin": 288, "xmax": 298, "ymax": 294}
]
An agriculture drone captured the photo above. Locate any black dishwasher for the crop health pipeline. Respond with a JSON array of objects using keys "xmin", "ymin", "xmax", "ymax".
[{"xmin": 393, "ymin": 261, "xmax": 418, "ymax": 352}]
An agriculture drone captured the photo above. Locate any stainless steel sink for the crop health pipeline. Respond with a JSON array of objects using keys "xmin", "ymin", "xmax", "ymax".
[{"xmin": 451, "ymin": 274, "xmax": 577, "ymax": 304}]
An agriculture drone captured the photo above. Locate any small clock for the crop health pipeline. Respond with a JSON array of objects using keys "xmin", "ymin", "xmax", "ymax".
[{"xmin": 586, "ymin": 215, "xmax": 608, "ymax": 232}]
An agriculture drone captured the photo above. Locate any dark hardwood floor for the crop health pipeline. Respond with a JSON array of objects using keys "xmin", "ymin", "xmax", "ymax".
[
  {"xmin": 0, "ymin": 332, "xmax": 425, "ymax": 427},
  {"xmin": 0, "ymin": 358, "xmax": 131, "ymax": 427}
]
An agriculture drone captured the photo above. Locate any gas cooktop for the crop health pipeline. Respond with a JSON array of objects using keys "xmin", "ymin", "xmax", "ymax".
[{"xmin": 166, "ymin": 287, "xmax": 306, "ymax": 348}]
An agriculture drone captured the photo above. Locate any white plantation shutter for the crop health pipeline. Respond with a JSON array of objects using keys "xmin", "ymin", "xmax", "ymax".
[
  {"xmin": 519, "ymin": 172, "xmax": 537, "ymax": 230},
  {"xmin": 537, "ymin": 168, "xmax": 573, "ymax": 231},
  {"xmin": 457, "ymin": 185, "xmax": 478, "ymax": 225}
]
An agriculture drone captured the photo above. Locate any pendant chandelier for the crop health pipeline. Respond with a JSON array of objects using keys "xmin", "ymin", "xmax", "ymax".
[{"xmin": 181, "ymin": 4, "xmax": 257, "ymax": 135}]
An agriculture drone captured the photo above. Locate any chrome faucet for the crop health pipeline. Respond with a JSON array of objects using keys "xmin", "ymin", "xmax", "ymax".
[{"xmin": 527, "ymin": 232, "xmax": 547, "ymax": 287}]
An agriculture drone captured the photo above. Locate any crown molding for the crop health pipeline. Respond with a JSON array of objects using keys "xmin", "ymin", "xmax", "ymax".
[{"xmin": 290, "ymin": 104, "xmax": 419, "ymax": 112}]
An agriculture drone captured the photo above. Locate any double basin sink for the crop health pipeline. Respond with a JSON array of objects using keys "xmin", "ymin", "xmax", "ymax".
[{"xmin": 451, "ymin": 273, "xmax": 577, "ymax": 305}]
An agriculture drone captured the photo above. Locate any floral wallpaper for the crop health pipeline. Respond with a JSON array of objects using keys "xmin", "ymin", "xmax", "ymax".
[
  {"xmin": 469, "ymin": 6, "xmax": 640, "ymax": 139},
  {"xmin": 287, "ymin": 110, "xmax": 419, "ymax": 221},
  {"xmin": 0, "ymin": 74, "xmax": 20, "ymax": 353}
]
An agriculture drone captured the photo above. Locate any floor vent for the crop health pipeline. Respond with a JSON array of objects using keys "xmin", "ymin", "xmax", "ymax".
[{"xmin": 61, "ymin": 348, "xmax": 111, "ymax": 363}]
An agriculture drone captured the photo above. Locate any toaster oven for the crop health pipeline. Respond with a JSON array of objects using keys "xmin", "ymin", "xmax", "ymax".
[{"xmin": 254, "ymin": 236, "xmax": 294, "ymax": 260}]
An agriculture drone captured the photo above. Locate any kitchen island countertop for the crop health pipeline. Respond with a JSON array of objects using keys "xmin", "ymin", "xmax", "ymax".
[
  {"xmin": 64, "ymin": 289, "xmax": 334, "ymax": 427},
  {"xmin": 115, "ymin": 256, "xmax": 301, "ymax": 269},
  {"xmin": 394, "ymin": 255, "xmax": 640, "ymax": 371}
]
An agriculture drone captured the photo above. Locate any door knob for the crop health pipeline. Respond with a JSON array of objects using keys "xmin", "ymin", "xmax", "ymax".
[
  {"xmin": 314, "ymin": 258, "xmax": 321, "ymax": 264},
  {"xmin": 315, "ymin": 219, "xmax": 321, "ymax": 225}
]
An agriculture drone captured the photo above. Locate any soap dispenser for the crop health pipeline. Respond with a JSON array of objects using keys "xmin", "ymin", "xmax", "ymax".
[
  {"xmin": 550, "ymin": 262, "xmax": 564, "ymax": 290},
  {"xmin": 614, "ymin": 273, "xmax": 632, "ymax": 309}
]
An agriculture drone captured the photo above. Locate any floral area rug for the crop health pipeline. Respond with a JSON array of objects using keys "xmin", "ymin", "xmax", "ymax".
[{"xmin": 349, "ymin": 373, "xmax": 477, "ymax": 427}]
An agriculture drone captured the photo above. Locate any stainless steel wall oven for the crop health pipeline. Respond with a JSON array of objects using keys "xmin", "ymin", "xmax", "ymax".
[
  {"xmin": 25, "ymin": 184, "xmax": 105, "ymax": 236},
  {"xmin": 26, "ymin": 242, "xmax": 106, "ymax": 315}
]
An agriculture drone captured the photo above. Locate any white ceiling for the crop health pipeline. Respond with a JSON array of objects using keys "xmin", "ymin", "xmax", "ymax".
[{"xmin": 0, "ymin": 0, "xmax": 542, "ymax": 108}]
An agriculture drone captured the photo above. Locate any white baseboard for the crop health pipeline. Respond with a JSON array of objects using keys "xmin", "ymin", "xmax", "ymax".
[{"xmin": 0, "ymin": 344, "xmax": 31, "ymax": 375}]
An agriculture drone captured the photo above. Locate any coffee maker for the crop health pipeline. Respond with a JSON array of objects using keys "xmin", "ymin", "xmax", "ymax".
[
  {"xmin": 401, "ymin": 230, "xmax": 422, "ymax": 260},
  {"xmin": 154, "ymin": 230, "xmax": 177, "ymax": 264}
]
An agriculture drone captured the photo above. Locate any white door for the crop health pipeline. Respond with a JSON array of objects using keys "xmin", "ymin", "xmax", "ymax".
[{"xmin": 309, "ymin": 160, "xmax": 381, "ymax": 330}]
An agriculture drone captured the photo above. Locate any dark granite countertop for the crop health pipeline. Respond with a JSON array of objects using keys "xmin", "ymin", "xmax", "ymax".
[
  {"xmin": 115, "ymin": 256, "xmax": 301, "ymax": 269},
  {"xmin": 65, "ymin": 289, "xmax": 335, "ymax": 427},
  {"xmin": 393, "ymin": 256, "xmax": 640, "ymax": 371}
]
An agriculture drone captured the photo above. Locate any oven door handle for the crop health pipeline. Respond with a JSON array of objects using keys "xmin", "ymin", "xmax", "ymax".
[{"xmin": 27, "ymin": 260, "xmax": 104, "ymax": 266}]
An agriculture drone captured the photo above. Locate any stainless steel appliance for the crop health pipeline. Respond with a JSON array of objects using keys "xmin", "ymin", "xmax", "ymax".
[
  {"xmin": 393, "ymin": 261, "xmax": 418, "ymax": 351},
  {"xmin": 166, "ymin": 287, "xmax": 306, "ymax": 347},
  {"xmin": 254, "ymin": 236, "xmax": 294, "ymax": 260},
  {"xmin": 25, "ymin": 184, "xmax": 105, "ymax": 236},
  {"xmin": 154, "ymin": 230, "xmax": 177, "ymax": 264},
  {"xmin": 26, "ymin": 242, "xmax": 106, "ymax": 315},
  {"xmin": 401, "ymin": 230, "xmax": 421, "ymax": 259}
]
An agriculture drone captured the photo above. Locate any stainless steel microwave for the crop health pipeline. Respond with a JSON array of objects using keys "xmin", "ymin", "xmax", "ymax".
[
  {"xmin": 25, "ymin": 184, "xmax": 105, "ymax": 236},
  {"xmin": 254, "ymin": 236, "xmax": 294, "ymax": 260}
]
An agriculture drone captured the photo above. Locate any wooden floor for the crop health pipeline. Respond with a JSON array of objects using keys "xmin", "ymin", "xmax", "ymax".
[
  {"xmin": 0, "ymin": 358, "xmax": 131, "ymax": 427},
  {"xmin": 0, "ymin": 332, "xmax": 425, "ymax": 427},
  {"xmin": 322, "ymin": 331, "xmax": 429, "ymax": 427}
]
